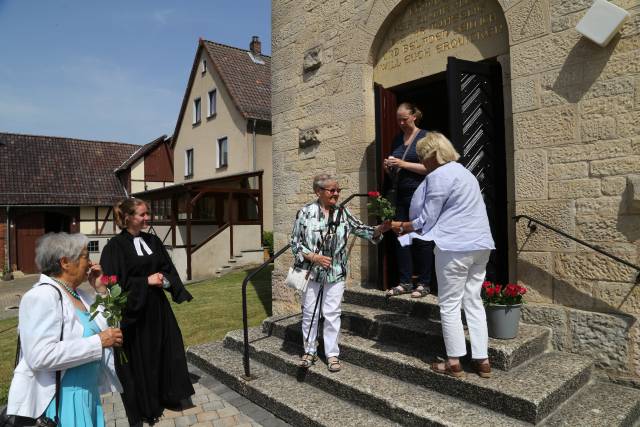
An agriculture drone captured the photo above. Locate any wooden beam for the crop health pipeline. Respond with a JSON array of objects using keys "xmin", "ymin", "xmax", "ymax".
[{"xmin": 99, "ymin": 207, "xmax": 112, "ymax": 235}]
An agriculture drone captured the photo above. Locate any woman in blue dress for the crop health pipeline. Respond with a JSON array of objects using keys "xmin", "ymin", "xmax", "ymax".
[{"xmin": 6, "ymin": 232, "xmax": 122, "ymax": 426}]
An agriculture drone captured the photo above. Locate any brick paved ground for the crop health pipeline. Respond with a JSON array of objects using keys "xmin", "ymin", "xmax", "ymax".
[
  {"xmin": 0, "ymin": 274, "xmax": 38, "ymax": 320},
  {"xmin": 102, "ymin": 364, "xmax": 290, "ymax": 427}
]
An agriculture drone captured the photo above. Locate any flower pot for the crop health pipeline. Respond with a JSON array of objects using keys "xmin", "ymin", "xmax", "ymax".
[{"xmin": 485, "ymin": 304, "xmax": 522, "ymax": 339}]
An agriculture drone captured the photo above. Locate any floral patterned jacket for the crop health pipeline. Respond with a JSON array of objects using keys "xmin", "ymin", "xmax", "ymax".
[{"xmin": 290, "ymin": 200, "xmax": 382, "ymax": 284}]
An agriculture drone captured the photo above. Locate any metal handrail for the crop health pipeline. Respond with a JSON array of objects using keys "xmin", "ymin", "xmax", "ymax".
[
  {"xmin": 514, "ymin": 214, "xmax": 640, "ymax": 284},
  {"xmin": 241, "ymin": 244, "xmax": 290, "ymax": 379}
]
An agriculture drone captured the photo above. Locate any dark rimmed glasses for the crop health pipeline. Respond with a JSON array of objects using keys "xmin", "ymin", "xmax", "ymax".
[{"xmin": 320, "ymin": 187, "xmax": 342, "ymax": 194}]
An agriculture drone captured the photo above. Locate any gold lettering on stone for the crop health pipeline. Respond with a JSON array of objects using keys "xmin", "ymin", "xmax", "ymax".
[{"xmin": 374, "ymin": 0, "xmax": 508, "ymax": 88}]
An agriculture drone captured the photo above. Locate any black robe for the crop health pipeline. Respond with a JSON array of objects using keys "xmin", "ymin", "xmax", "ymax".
[{"xmin": 100, "ymin": 230, "xmax": 194, "ymax": 426}]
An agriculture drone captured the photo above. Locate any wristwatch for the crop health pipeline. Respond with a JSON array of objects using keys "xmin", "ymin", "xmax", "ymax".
[
  {"xmin": 399, "ymin": 224, "xmax": 404, "ymax": 234},
  {"xmin": 162, "ymin": 277, "xmax": 171, "ymax": 289}
]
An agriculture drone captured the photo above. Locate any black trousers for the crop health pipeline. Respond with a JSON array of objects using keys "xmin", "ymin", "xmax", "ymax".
[{"xmin": 393, "ymin": 200, "xmax": 435, "ymax": 286}]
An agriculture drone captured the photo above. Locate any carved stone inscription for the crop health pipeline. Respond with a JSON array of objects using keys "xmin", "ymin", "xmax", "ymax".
[{"xmin": 374, "ymin": 0, "xmax": 508, "ymax": 87}]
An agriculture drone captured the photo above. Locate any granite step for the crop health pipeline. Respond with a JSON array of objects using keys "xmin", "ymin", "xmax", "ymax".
[
  {"xmin": 344, "ymin": 285, "xmax": 443, "ymax": 320},
  {"xmin": 539, "ymin": 382, "xmax": 640, "ymax": 426},
  {"xmin": 225, "ymin": 327, "xmax": 592, "ymax": 424},
  {"xmin": 187, "ymin": 341, "xmax": 399, "ymax": 427},
  {"xmin": 218, "ymin": 330, "xmax": 529, "ymax": 426},
  {"xmin": 263, "ymin": 303, "xmax": 551, "ymax": 371}
]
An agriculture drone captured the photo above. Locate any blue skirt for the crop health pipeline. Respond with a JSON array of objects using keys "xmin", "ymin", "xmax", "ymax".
[{"xmin": 44, "ymin": 309, "xmax": 104, "ymax": 427}]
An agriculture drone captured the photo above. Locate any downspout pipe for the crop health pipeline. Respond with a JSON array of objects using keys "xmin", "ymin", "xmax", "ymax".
[{"xmin": 252, "ymin": 119, "xmax": 257, "ymax": 188}]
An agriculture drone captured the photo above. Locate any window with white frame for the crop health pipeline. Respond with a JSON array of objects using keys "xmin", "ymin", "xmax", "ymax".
[
  {"xmin": 185, "ymin": 148, "xmax": 194, "ymax": 178},
  {"xmin": 88, "ymin": 240, "xmax": 99, "ymax": 253},
  {"xmin": 201, "ymin": 58, "xmax": 207, "ymax": 74},
  {"xmin": 207, "ymin": 89, "xmax": 217, "ymax": 117},
  {"xmin": 193, "ymin": 98, "xmax": 201, "ymax": 124},
  {"xmin": 217, "ymin": 137, "xmax": 228, "ymax": 168}
]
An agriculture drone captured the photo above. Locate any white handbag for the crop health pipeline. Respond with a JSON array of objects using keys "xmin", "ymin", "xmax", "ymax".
[{"xmin": 285, "ymin": 266, "xmax": 311, "ymax": 293}]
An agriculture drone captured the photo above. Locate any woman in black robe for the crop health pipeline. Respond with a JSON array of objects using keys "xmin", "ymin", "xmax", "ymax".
[{"xmin": 100, "ymin": 198, "xmax": 194, "ymax": 426}]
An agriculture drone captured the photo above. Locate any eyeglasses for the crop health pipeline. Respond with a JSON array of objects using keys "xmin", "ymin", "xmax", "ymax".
[{"xmin": 321, "ymin": 187, "xmax": 341, "ymax": 194}]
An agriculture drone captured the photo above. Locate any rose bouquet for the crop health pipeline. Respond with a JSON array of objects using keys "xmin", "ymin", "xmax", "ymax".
[
  {"xmin": 90, "ymin": 275, "xmax": 129, "ymax": 363},
  {"xmin": 481, "ymin": 281, "xmax": 527, "ymax": 306},
  {"xmin": 367, "ymin": 191, "xmax": 395, "ymax": 221}
]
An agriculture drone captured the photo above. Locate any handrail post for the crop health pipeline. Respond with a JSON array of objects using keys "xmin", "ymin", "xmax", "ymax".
[{"xmin": 242, "ymin": 243, "xmax": 291, "ymax": 379}]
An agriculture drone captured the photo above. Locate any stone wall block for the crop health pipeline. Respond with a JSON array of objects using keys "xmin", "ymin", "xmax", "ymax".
[
  {"xmin": 627, "ymin": 175, "xmax": 640, "ymax": 213},
  {"xmin": 580, "ymin": 117, "xmax": 617, "ymax": 142},
  {"xmin": 568, "ymin": 310, "xmax": 631, "ymax": 371},
  {"xmin": 521, "ymin": 303, "xmax": 569, "ymax": 350},
  {"xmin": 514, "ymin": 105, "xmax": 577, "ymax": 148},
  {"xmin": 576, "ymin": 197, "xmax": 623, "ymax": 217},
  {"xmin": 516, "ymin": 200, "xmax": 576, "ymax": 251},
  {"xmin": 514, "ymin": 149, "xmax": 548, "ymax": 200},
  {"xmin": 602, "ymin": 176, "xmax": 628, "ymax": 196},
  {"xmin": 591, "ymin": 156, "xmax": 640, "ymax": 177},
  {"xmin": 551, "ymin": 10, "xmax": 583, "ymax": 33},
  {"xmin": 548, "ymin": 162, "xmax": 588, "ymax": 180},
  {"xmin": 511, "ymin": 30, "xmax": 581, "ymax": 78},
  {"xmin": 593, "ymin": 281, "xmax": 640, "ymax": 315},
  {"xmin": 601, "ymin": 51, "xmax": 640, "ymax": 80},
  {"xmin": 548, "ymin": 139, "xmax": 633, "ymax": 163},
  {"xmin": 511, "ymin": 76, "xmax": 540, "ymax": 113},
  {"xmin": 550, "ymin": 0, "xmax": 590, "ymax": 17},
  {"xmin": 554, "ymin": 252, "xmax": 638, "ymax": 282},
  {"xmin": 576, "ymin": 214, "xmax": 640, "ymax": 242},
  {"xmin": 580, "ymin": 93, "xmax": 635, "ymax": 119},
  {"xmin": 506, "ymin": 0, "xmax": 550, "ymax": 45},
  {"xmin": 616, "ymin": 111, "xmax": 640, "ymax": 139},
  {"xmin": 635, "ymin": 76, "xmax": 640, "ymax": 109},
  {"xmin": 553, "ymin": 278, "xmax": 595, "ymax": 311},
  {"xmin": 548, "ymin": 178, "xmax": 601, "ymax": 199},
  {"xmin": 517, "ymin": 251, "xmax": 553, "ymax": 303}
]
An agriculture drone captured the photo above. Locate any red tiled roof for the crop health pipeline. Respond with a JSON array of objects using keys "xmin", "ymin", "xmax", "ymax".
[
  {"xmin": 0, "ymin": 132, "xmax": 139, "ymax": 206},
  {"xmin": 202, "ymin": 40, "xmax": 271, "ymax": 121}
]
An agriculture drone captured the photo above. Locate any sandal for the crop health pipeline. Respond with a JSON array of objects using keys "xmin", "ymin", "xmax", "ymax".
[
  {"xmin": 430, "ymin": 361, "xmax": 465, "ymax": 378},
  {"xmin": 411, "ymin": 284, "xmax": 430, "ymax": 298},
  {"xmin": 327, "ymin": 356, "xmax": 341, "ymax": 372},
  {"xmin": 385, "ymin": 284, "xmax": 412, "ymax": 298},
  {"xmin": 299, "ymin": 353, "xmax": 317, "ymax": 368}
]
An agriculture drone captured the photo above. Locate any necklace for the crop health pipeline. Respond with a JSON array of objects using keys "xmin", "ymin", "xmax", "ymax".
[{"xmin": 51, "ymin": 278, "xmax": 81, "ymax": 301}]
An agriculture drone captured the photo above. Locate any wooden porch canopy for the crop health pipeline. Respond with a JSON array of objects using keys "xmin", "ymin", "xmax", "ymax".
[{"xmin": 133, "ymin": 170, "xmax": 264, "ymax": 279}]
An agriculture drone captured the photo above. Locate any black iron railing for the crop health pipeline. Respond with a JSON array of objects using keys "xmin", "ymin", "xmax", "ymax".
[
  {"xmin": 241, "ymin": 244, "xmax": 290, "ymax": 379},
  {"xmin": 515, "ymin": 214, "xmax": 640, "ymax": 284}
]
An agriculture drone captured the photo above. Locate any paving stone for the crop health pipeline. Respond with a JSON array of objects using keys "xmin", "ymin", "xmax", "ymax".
[
  {"xmin": 197, "ymin": 411, "xmax": 221, "ymax": 422},
  {"xmin": 174, "ymin": 414, "xmax": 198, "ymax": 427},
  {"xmin": 201, "ymin": 400, "xmax": 226, "ymax": 411},
  {"xmin": 154, "ymin": 420, "xmax": 177, "ymax": 427},
  {"xmin": 217, "ymin": 406, "xmax": 240, "ymax": 418},
  {"xmin": 212, "ymin": 416, "xmax": 239, "ymax": 427},
  {"xmin": 182, "ymin": 406, "xmax": 203, "ymax": 416}
]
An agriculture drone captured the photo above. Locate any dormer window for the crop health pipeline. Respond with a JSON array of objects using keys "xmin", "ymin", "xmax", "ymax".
[{"xmin": 201, "ymin": 58, "xmax": 207, "ymax": 74}]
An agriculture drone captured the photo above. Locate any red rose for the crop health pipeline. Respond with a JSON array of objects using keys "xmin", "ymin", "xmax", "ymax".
[
  {"xmin": 368, "ymin": 191, "xmax": 381, "ymax": 198},
  {"xmin": 100, "ymin": 275, "xmax": 109, "ymax": 285},
  {"xmin": 109, "ymin": 275, "xmax": 118, "ymax": 284}
]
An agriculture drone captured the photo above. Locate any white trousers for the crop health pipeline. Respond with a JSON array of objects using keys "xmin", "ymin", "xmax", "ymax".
[
  {"xmin": 435, "ymin": 247, "xmax": 491, "ymax": 360},
  {"xmin": 301, "ymin": 279, "xmax": 345, "ymax": 358}
]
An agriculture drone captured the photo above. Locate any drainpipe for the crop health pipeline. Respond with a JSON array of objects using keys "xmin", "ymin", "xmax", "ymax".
[{"xmin": 252, "ymin": 119, "xmax": 257, "ymax": 187}]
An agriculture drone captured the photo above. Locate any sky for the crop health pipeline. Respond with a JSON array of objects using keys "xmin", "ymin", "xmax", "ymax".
[{"xmin": 0, "ymin": 0, "xmax": 271, "ymax": 145}]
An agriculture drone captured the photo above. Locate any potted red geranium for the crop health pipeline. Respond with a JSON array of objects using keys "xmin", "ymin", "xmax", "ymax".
[{"xmin": 481, "ymin": 281, "xmax": 527, "ymax": 339}]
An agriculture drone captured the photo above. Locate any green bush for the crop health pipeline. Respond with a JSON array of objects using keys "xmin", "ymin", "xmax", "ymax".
[{"xmin": 262, "ymin": 231, "xmax": 274, "ymax": 256}]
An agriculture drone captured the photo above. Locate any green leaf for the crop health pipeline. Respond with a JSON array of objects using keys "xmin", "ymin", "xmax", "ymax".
[{"xmin": 110, "ymin": 285, "xmax": 122, "ymax": 297}]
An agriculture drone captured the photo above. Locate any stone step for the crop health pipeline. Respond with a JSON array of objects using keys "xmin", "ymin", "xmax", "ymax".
[
  {"xmin": 220, "ymin": 329, "xmax": 528, "ymax": 426},
  {"xmin": 187, "ymin": 341, "xmax": 401, "ymax": 427},
  {"xmin": 225, "ymin": 328, "xmax": 592, "ymax": 424},
  {"xmin": 264, "ymin": 303, "xmax": 551, "ymax": 371},
  {"xmin": 344, "ymin": 285, "xmax": 442, "ymax": 320},
  {"xmin": 539, "ymin": 382, "xmax": 640, "ymax": 426}
]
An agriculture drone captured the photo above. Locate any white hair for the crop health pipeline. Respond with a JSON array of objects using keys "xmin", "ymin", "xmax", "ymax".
[{"xmin": 35, "ymin": 232, "xmax": 88, "ymax": 276}]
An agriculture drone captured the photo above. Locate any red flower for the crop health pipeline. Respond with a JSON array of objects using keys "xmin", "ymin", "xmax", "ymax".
[
  {"xmin": 486, "ymin": 288, "xmax": 495, "ymax": 297},
  {"xmin": 100, "ymin": 275, "xmax": 110, "ymax": 285},
  {"xmin": 109, "ymin": 275, "xmax": 118, "ymax": 285},
  {"xmin": 367, "ymin": 191, "xmax": 381, "ymax": 198},
  {"xmin": 482, "ymin": 281, "xmax": 492, "ymax": 289}
]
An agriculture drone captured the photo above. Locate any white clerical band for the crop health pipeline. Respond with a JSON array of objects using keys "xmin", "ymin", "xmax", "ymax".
[{"xmin": 133, "ymin": 237, "xmax": 153, "ymax": 256}]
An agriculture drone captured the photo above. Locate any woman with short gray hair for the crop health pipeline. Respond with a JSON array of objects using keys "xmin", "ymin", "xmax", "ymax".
[
  {"xmin": 291, "ymin": 174, "xmax": 391, "ymax": 372},
  {"xmin": 6, "ymin": 232, "xmax": 123, "ymax": 425}
]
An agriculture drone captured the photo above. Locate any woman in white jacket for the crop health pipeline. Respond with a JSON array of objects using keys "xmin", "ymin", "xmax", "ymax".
[{"xmin": 6, "ymin": 232, "xmax": 123, "ymax": 426}]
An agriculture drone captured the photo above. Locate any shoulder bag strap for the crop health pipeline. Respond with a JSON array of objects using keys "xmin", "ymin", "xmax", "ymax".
[{"xmin": 39, "ymin": 283, "xmax": 64, "ymax": 424}]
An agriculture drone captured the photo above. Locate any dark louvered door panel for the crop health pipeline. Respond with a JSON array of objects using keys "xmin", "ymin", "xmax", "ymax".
[{"xmin": 447, "ymin": 57, "xmax": 508, "ymax": 283}]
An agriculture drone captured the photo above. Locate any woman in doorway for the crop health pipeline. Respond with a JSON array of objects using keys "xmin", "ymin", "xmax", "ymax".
[
  {"xmin": 384, "ymin": 102, "xmax": 434, "ymax": 298},
  {"xmin": 392, "ymin": 132, "xmax": 495, "ymax": 378},
  {"xmin": 100, "ymin": 198, "xmax": 194, "ymax": 426},
  {"xmin": 291, "ymin": 174, "xmax": 391, "ymax": 372}
]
